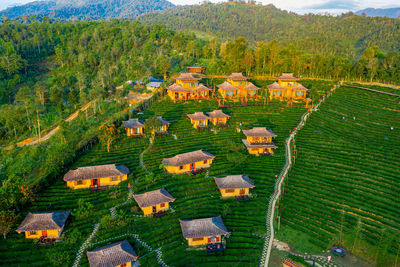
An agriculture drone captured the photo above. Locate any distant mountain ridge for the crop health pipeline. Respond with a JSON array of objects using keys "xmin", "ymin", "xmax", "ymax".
[
  {"xmin": 0, "ymin": 0, "xmax": 174, "ymax": 21},
  {"xmin": 356, "ymin": 7, "xmax": 400, "ymax": 18},
  {"xmin": 138, "ymin": 2, "xmax": 400, "ymax": 56}
]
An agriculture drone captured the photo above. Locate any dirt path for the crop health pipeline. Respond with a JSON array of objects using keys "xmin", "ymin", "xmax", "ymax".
[{"xmin": 15, "ymin": 101, "xmax": 95, "ymax": 147}]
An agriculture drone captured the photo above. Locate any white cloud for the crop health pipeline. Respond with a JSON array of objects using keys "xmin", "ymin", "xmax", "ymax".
[{"xmin": 0, "ymin": 0, "xmax": 33, "ymax": 11}]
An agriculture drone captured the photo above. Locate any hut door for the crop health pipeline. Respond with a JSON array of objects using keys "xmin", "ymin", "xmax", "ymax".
[
  {"xmin": 42, "ymin": 230, "xmax": 47, "ymax": 237},
  {"xmin": 92, "ymin": 179, "xmax": 98, "ymax": 186},
  {"xmin": 152, "ymin": 206, "xmax": 156, "ymax": 213},
  {"xmin": 240, "ymin": 189, "xmax": 245, "ymax": 195},
  {"xmin": 190, "ymin": 163, "xmax": 195, "ymax": 170},
  {"xmin": 207, "ymin": 237, "xmax": 211, "ymax": 243}
]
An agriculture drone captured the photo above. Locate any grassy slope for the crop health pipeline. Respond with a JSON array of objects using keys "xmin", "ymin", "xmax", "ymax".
[
  {"xmin": 0, "ymin": 79, "xmax": 334, "ymax": 266},
  {"xmin": 279, "ymin": 86, "xmax": 400, "ymax": 264}
]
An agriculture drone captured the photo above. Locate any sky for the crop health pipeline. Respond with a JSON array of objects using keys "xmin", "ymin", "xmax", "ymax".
[{"xmin": 0, "ymin": 0, "xmax": 399, "ymax": 14}]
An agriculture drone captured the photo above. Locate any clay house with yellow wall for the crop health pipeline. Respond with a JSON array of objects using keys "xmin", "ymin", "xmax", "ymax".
[
  {"xmin": 187, "ymin": 112, "xmax": 210, "ymax": 129},
  {"xmin": 162, "ymin": 150, "xmax": 215, "ymax": 174},
  {"xmin": 179, "ymin": 216, "xmax": 229, "ymax": 246},
  {"xmin": 217, "ymin": 81, "xmax": 239, "ymax": 99},
  {"xmin": 167, "ymin": 73, "xmax": 211, "ymax": 101},
  {"xmin": 87, "ymin": 239, "xmax": 138, "ymax": 267},
  {"xmin": 16, "ymin": 211, "xmax": 70, "ymax": 239},
  {"xmin": 63, "ymin": 164, "xmax": 130, "ymax": 189},
  {"xmin": 268, "ymin": 73, "xmax": 308, "ymax": 100},
  {"xmin": 122, "ymin": 118, "xmax": 144, "ymax": 137},
  {"xmin": 207, "ymin": 110, "xmax": 230, "ymax": 126},
  {"xmin": 242, "ymin": 127, "xmax": 278, "ymax": 156},
  {"xmin": 224, "ymin": 73, "xmax": 260, "ymax": 98},
  {"xmin": 133, "ymin": 188, "xmax": 175, "ymax": 216},
  {"xmin": 146, "ymin": 116, "xmax": 170, "ymax": 135},
  {"xmin": 214, "ymin": 175, "xmax": 255, "ymax": 198}
]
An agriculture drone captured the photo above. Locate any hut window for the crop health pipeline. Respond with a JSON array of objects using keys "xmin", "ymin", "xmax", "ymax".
[
  {"xmin": 192, "ymin": 237, "xmax": 204, "ymax": 241},
  {"xmin": 120, "ymin": 264, "xmax": 127, "ymax": 267},
  {"xmin": 30, "ymin": 231, "xmax": 37, "ymax": 235},
  {"xmin": 225, "ymin": 189, "xmax": 235, "ymax": 193},
  {"xmin": 76, "ymin": 180, "xmax": 83, "ymax": 185},
  {"xmin": 160, "ymin": 203, "xmax": 165, "ymax": 208},
  {"xmin": 203, "ymin": 160, "xmax": 208, "ymax": 164},
  {"xmin": 111, "ymin": 177, "xmax": 119, "ymax": 181}
]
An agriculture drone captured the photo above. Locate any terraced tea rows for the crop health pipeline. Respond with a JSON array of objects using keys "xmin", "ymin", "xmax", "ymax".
[
  {"xmin": 279, "ymin": 86, "xmax": 400, "ymax": 265},
  {"xmin": 89, "ymin": 98, "xmax": 306, "ymax": 266},
  {"xmin": 1, "ymin": 79, "xmax": 335, "ymax": 266}
]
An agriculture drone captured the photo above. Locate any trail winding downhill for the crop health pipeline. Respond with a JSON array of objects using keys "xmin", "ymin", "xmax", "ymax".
[
  {"xmin": 260, "ymin": 85, "xmax": 338, "ymax": 267},
  {"xmin": 14, "ymin": 100, "xmax": 95, "ymax": 148}
]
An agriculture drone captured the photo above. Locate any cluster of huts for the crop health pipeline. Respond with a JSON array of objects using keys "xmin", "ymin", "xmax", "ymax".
[
  {"xmin": 15, "ymin": 72, "xmax": 302, "ymax": 267},
  {"xmin": 166, "ymin": 72, "xmax": 308, "ymax": 102}
]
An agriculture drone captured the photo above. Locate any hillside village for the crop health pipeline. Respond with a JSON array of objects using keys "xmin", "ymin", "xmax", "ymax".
[
  {"xmin": 2, "ymin": 66, "xmax": 399, "ymax": 266},
  {"xmin": 1, "ymin": 3, "xmax": 400, "ymax": 266}
]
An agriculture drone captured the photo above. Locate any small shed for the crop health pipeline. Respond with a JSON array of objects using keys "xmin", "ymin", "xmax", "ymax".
[
  {"xmin": 122, "ymin": 118, "xmax": 145, "ymax": 136},
  {"xmin": 179, "ymin": 216, "xmax": 229, "ymax": 246},
  {"xmin": 207, "ymin": 110, "xmax": 230, "ymax": 126},
  {"xmin": 133, "ymin": 188, "xmax": 175, "ymax": 215},
  {"xmin": 214, "ymin": 175, "xmax": 255, "ymax": 197},
  {"xmin": 63, "ymin": 164, "xmax": 130, "ymax": 189},
  {"xmin": 187, "ymin": 112, "xmax": 210, "ymax": 129},
  {"xmin": 16, "ymin": 211, "xmax": 70, "ymax": 239},
  {"xmin": 162, "ymin": 150, "xmax": 215, "ymax": 174}
]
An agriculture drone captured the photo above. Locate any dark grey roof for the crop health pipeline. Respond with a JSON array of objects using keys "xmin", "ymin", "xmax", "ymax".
[
  {"xmin": 214, "ymin": 175, "xmax": 255, "ymax": 189},
  {"xmin": 63, "ymin": 164, "xmax": 130, "ymax": 181},
  {"xmin": 162, "ymin": 150, "xmax": 215, "ymax": 167},
  {"xmin": 242, "ymin": 127, "xmax": 277, "ymax": 137},
  {"xmin": 180, "ymin": 216, "xmax": 228, "ymax": 239},
  {"xmin": 267, "ymin": 82, "xmax": 285, "ymax": 90},
  {"xmin": 16, "ymin": 211, "xmax": 70, "ymax": 232},
  {"xmin": 122, "ymin": 119, "xmax": 144, "ymax": 129},
  {"xmin": 207, "ymin": 110, "xmax": 230, "ymax": 119},
  {"xmin": 187, "ymin": 112, "xmax": 209, "ymax": 121},
  {"xmin": 242, "ymin": 139, "xmax": 278, "ymax": 149},
  {"xmin": 87, "ymin": 240, "xmax": 138, "ymax": 267},
  {"xmin": 133, "ymin": 188, "xmax": 175, "ymax": 208}
]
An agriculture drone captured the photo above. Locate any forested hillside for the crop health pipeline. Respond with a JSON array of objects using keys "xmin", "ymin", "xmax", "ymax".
[
  {"xmin": 139, "ymin": 2, "xmax": 400, "ymax": 57},
  {"xmin": 0, "ymin": 19, "xmax": 399, "ymax": 244},
  {"xmin": 0, "ymin": 0, "xmax": 174, "ymax": 21}
]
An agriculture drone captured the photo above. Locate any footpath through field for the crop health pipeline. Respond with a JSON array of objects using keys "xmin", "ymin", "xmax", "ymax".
[
  {"xmin": 10, "ymin": 100, "xmax": 95, "ymax": 148},
  {"xmin": 260, "ymin": 85, "xmax": 339, "ymax": 267}
]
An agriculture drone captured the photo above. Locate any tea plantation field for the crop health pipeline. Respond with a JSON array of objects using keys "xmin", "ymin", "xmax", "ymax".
[
  {"xmin": 279, "ymin": 86, "xmax": 400, "ymax": 266},
  {"xmin": 0, "ymin": 79, "xmax": 335, "ymax": 266}
]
